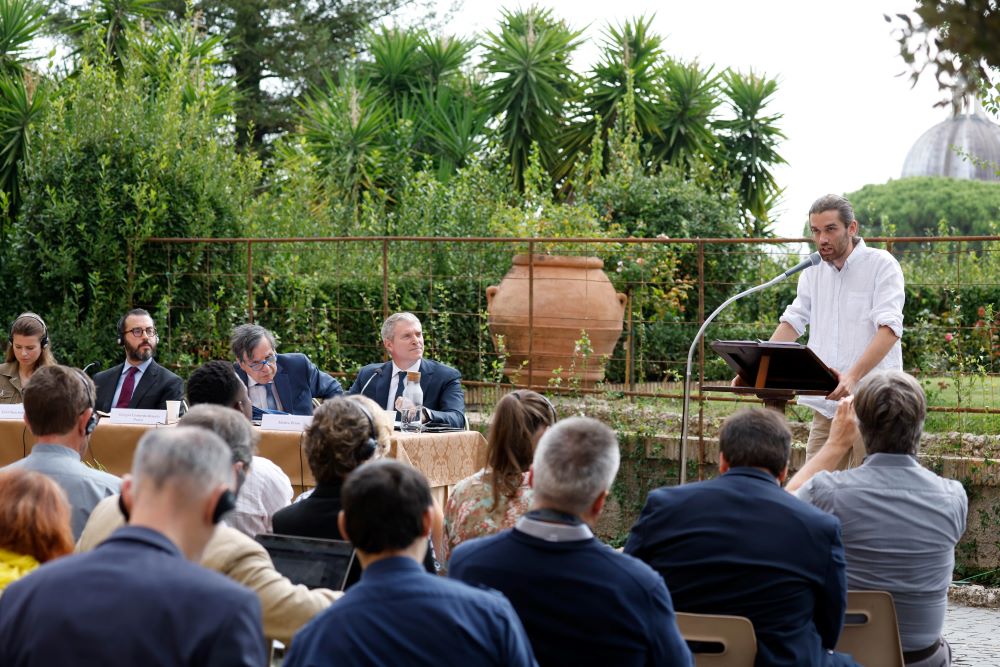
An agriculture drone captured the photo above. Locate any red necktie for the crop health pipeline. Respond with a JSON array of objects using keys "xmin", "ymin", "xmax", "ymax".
[{"xmin": 115, "ymin": 367, "xmax": 139, "ymax": 409}]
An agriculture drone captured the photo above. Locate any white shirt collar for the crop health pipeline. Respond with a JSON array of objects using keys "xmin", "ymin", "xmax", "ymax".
[{"xmin": 391, "ymin": 359, "xmax": 421, "ymax": 376}]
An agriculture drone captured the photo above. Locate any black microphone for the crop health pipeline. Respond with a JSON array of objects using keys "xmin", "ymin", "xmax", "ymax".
[
  {"xmin": 357, "ymin": 367, "xmax": 383, "ymax": 397},
  {"xmin": 781, "ymin": 251, "xmax": 821, "ymax": 279},
  {"xmin": 82, "ymin": 362, "xmax": 100, "ymax": 377}
]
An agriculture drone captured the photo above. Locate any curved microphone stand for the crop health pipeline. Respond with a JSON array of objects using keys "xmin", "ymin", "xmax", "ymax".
[{"xmin": 677, "ymin": 252, "xmax": 820, "ymax": 484}]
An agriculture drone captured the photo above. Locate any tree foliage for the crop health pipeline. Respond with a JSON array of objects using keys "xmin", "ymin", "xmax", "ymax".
[
  {"xmin": 848, "ymin": 176, "xmax": 1000, "ymax": 238},
  {"xmin": 10, "ymin": 30, "xmax": 259, "ymax": 368},
  {"xmin": 889, "ymin": 1, "xmax": 1000, "ymax": 111}
]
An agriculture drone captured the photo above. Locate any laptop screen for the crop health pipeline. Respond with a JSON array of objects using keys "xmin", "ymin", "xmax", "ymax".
[{"xmin": 256, "ymin": 533, "xmax": 359, "ymax": 591}]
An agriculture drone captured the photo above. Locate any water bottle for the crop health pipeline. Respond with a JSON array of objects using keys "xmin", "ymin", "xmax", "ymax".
[{"xmin": 401, "ymin": 371, "xmax": 424, "ymax": 432}]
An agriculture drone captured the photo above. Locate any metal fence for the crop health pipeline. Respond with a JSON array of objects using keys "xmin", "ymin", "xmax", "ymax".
[{"xmin": 141, "ymin": 234, "xmax": 1000, "ymax": 431}]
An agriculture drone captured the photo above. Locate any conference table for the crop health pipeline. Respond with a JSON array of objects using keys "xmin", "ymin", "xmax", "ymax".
[{"xmin": 0, "ymin": 419, "xmax": 488, "ymax": 505}]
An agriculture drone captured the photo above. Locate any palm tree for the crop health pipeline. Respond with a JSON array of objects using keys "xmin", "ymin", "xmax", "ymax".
[
  {"xmin": 481, "ymin": 6, "xmax": 582, "ymax": 191},
  {"xmin": 558, "ymin": 15, "xmax": 665, "ymax": 186},
  {"xmin": 651, "ymin": 59, "xmax": 720, "ymax": 170},
  {"xmin": 716, "ymin": 69, "xmax": 786, "ymax": 231},
  {"xmin": 0, "ymin": 0, "xmax": 47, "ymax": 230}
]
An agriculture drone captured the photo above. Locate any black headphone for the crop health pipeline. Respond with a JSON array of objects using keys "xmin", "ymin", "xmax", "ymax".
[
  {"xmin": 73, "ymin": 368, "xmax": 98, "ymax": 436},
  {"xmin": 9, "ymin": 312, "xmax": 49, "ymax": 349},
  {"xmin": 119, "ymin": 486, "xmax": 237, "ymax": 525},
  {"xmin": 115, "ymin": 314, "xmax": 127, "ymax": 346},
  {"xmin": 212, "ymin": 488, "xmax": 237, "ymax": 524},
  {"xmin": 351, "ymin": 400, "xmax": 379, "ymax": 462}
]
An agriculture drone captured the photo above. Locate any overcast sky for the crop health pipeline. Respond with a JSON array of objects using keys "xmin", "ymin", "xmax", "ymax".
[{"xmin": 424, "ymin": 0, "xmax": 959, "ymax": 238}]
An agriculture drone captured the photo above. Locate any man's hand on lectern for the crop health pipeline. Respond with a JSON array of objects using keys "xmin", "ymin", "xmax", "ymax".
[{"xmin": 825, "ymin": 368, "xmax": 856, "ymax": 401}]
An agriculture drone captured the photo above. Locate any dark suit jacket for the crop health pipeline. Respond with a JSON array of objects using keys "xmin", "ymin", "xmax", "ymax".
[
  {"xmin": 450, "ymin": 527, "xmax": 693, "ymax": 667},
  {"xmin": 283, "ymin": 557, "xmax": 535, "ymax": 667},
  {"xmin": 94, "ymin": 359, "xmax": 184, "ymax": 413},
  {"xmin": 272, "ymin": 481, "xmax": 438, "ymax": 575},
  {"xmin": 624, "ymin": 468, "xmax": 856, "ymax": 667},
  {"xmin": 234, "ymin": 352, "xmax": 343, "ymax": 416},
  {"xmin": 0, "ymin": 526, "xmax": 266, "ymax": 667},
  {"xmin": 349, "ymin": 358, "xmax": 465, "ymax": 428}
]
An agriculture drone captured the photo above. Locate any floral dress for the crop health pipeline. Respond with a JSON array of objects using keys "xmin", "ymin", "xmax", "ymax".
[{"xmin": 443, "ymin": 468, "xmax": 532, "ymax": 563}]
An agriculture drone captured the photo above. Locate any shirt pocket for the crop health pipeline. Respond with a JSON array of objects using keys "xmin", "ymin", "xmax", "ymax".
[{"xmin": 846, "ymin": 290, "xmax": 871, "ymax": 322}]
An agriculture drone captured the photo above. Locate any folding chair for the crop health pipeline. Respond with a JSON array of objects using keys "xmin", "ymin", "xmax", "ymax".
[
  {"xmin": 834, "ymin": 590, "xmax": 905, "ymax": 667},
  {"xmin": 675, "ymin": 612, "xmax": 756, "ymax": 667}
]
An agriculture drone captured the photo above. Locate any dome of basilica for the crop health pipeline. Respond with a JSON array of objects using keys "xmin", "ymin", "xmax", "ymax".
[{"xmin": 902, "ymin": 101, "xmax": 1000, "ymax": 181}]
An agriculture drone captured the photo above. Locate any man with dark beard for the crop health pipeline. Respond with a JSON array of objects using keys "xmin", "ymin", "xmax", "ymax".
[{"xmin": 94, "ymin": 308, "xmax": 184, "ymax": 413}]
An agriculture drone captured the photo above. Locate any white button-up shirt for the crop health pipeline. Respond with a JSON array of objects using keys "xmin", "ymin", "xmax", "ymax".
[
  {"xmin": 779, "ymin": 239, "xmax": 904, "ymax": 418},
  {"xmin": 386, "ymin": 360, "xmax": 421, "ymax": 412}
]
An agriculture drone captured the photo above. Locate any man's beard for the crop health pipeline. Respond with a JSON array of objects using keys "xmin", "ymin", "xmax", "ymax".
[{"xmin": 125, "ymin": 340, "xmax": 155, "ymax": 363}]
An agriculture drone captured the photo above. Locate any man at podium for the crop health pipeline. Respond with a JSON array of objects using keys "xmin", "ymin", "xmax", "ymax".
[{"xmin": 758, "ymin": 194, "xmax": 904, "ymax": 468}]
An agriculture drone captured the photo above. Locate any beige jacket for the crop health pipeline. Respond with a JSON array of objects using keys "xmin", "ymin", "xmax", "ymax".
[{"xmin": 77, "ymin": 495, "xmax": 340, "ymax": 642}]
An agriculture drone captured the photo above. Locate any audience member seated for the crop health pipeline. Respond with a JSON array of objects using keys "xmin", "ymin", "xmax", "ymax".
[
  {"xmin": 231, "ymin": 323, "xmax": 343, "ymax": 417},
  {"xmin": 0, "ymin": 427, "xmax": 266, "ymax": 666},
  {"xmin": 625, "ymin": 408, "xmax": 858, "ymax": 667},
  {"xmin": 450, "ymin": 417, "xmax": 692, "ymax": 667},
  {"xmin": 0, "ymin": 313, "xmax": 56, "ymax": 404},
  {"xmin": 349, "ymin": 312, "xmax": 465, "ymax": 427},
  {"xmin": 271, "ymin": 395, "xmax": 444, "ymax": 573},
  {"xmin": 1, "ymin": 365, "xmax": 119, "ymax": 538},
  {"xmin": 444, "ymin": 390, "xmax": 556, "ymax": 561},
  {"xmin": 283, "ymin": 459, "xmax": 536, "ymax": 667},
  {"xmin": 187, "ymin": 360, "xmax": 292, "ymax": 536},
  {"xmin": 76, "ymin": 404, "xmax": 339, "ymax": 643},
  {"xmin": 0, "ymin": 469, "xmax": 73, "ymax": 593},
  {"xmin": 93, "ymin": 308, "xmax": 184, "ymax": 412},
  {"xmin": 786, "ymin": 371, "xmax": 967, "ymax": 667}
]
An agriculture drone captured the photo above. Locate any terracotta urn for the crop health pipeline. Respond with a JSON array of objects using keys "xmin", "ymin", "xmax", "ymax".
[{"xmin": 486, "ymin": 254, "xmax": 627, "ymax": 387}]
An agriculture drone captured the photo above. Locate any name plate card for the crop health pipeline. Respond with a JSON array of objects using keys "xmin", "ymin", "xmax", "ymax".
[
  {"xmin": 260, "ymin": 414, "xmax": 312, "ymax": 432},
  {"xmin": 110, "ymin": 408, "xmax": 168, "ymax": 425},
  {"xmin": 0, "ymin": 404, "xmax": 24, "ymax": 420}
]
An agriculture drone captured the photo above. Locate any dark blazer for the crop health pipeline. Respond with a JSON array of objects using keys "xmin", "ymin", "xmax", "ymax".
[
  {"xmin": 272, "ymin": 481, "xmax": 438, "ymax": 575},
  {"xmin": 450, "ymin": 527, "xmax": 693, "ymax": 667},
  {"xmin": 94, "ymin": 359, "xmax": 184, "ymax": 413},
  {"xmin": 283, "ymin": 556, "xmax": 535, "ymax": 667},
  {"xmin": 0, "ymin": 526, "xmax": 266, "ymax": 667},
  {"xmin": 349, "ymin": 358, "xmax": 465, "ymax": 428},
  {"xmin": 234, "ymin": 352, "xmax": 343, "ymax": 416},
  {"xmin": 624, "ymin": 468, "xmax": 857, "ymax": 667}
]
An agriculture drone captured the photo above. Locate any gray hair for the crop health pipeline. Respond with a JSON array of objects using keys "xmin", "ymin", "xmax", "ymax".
[
  {"xmin": 531, "ymin": 417, "xmax": 620, "ymax": 516},
  {"xmin": 131, "ymin": 427, "xmax": 232, "ymax": 498},
  {"xmin": 230, "ymin": 324, "xmax": 276, "ymax": 362},
  {"xmin": 178, "ymin": 404, "xmax": 258, "ymax": 467},
  {"xmin": 380, "ymin": 312, "xmax": 420, "ymax": 343},
  {"xmin": 854, "ymin": 371, "xmax": 926, "ymax": 456}
]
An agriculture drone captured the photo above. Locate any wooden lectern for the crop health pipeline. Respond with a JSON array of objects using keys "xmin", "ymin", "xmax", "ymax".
[{"xmin": 702, "ymin": 340, "xmax": 838, "ymax": 412}]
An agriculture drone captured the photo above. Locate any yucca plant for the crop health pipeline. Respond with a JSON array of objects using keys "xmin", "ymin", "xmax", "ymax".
[
  {"xmin": 652, "ymin": 59, "xmax": 720, "ymax": 170},
  {"xmin": 716, "ymin": 69, "xmax": 786, "ymax": 230},
  {"xmin": 481, "ymin": 6, "xmax": 582, "ymax": 191}
]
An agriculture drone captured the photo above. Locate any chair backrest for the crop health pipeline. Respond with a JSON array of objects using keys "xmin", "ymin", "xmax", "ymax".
[
  {"xmin": 675, "ymin": 612, "xmax": 756, "ymax": 667},
  {"xmin": 256, "ymin": 533, "xmax": 359, "ymax": 591},
  {"xmin": 834, "ymin": 590, "xmax": 905, "ymax": 667}
]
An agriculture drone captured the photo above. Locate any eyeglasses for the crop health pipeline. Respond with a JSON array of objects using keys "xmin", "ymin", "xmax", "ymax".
[
  {"xmin": 245, "ymin": 354, "xmax": 276, "ymax": 371},
  {"xmin": 126, "ymin": 327, "xmax": 157, "ymax": 338}
]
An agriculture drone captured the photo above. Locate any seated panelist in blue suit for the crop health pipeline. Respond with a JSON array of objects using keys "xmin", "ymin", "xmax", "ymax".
[
  {"xmin": 231, "ymin": 324, "xmax": 343, "ymax": 417},
  {"xmin": 349, "ymin": 312, "xmax": 465, "ymax": 428}
]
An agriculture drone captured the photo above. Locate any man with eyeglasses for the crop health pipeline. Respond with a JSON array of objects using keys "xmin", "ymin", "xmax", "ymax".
[
  {"xmin": 231, "ymin": 323, "xmax": 343, "ymax": 417},
  {"xmin": 94, "ymin": 308, "xmax": 184, "ymax": 413}
]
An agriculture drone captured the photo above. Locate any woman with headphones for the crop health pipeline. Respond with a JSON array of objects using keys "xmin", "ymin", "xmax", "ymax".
[
  {"xmin": 0, "ymin": 313, "xmax": 56, "ymax": 404},
  {"xmin": 271, "ymin": 395, "xmax": 447, "ymax": 576}
]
